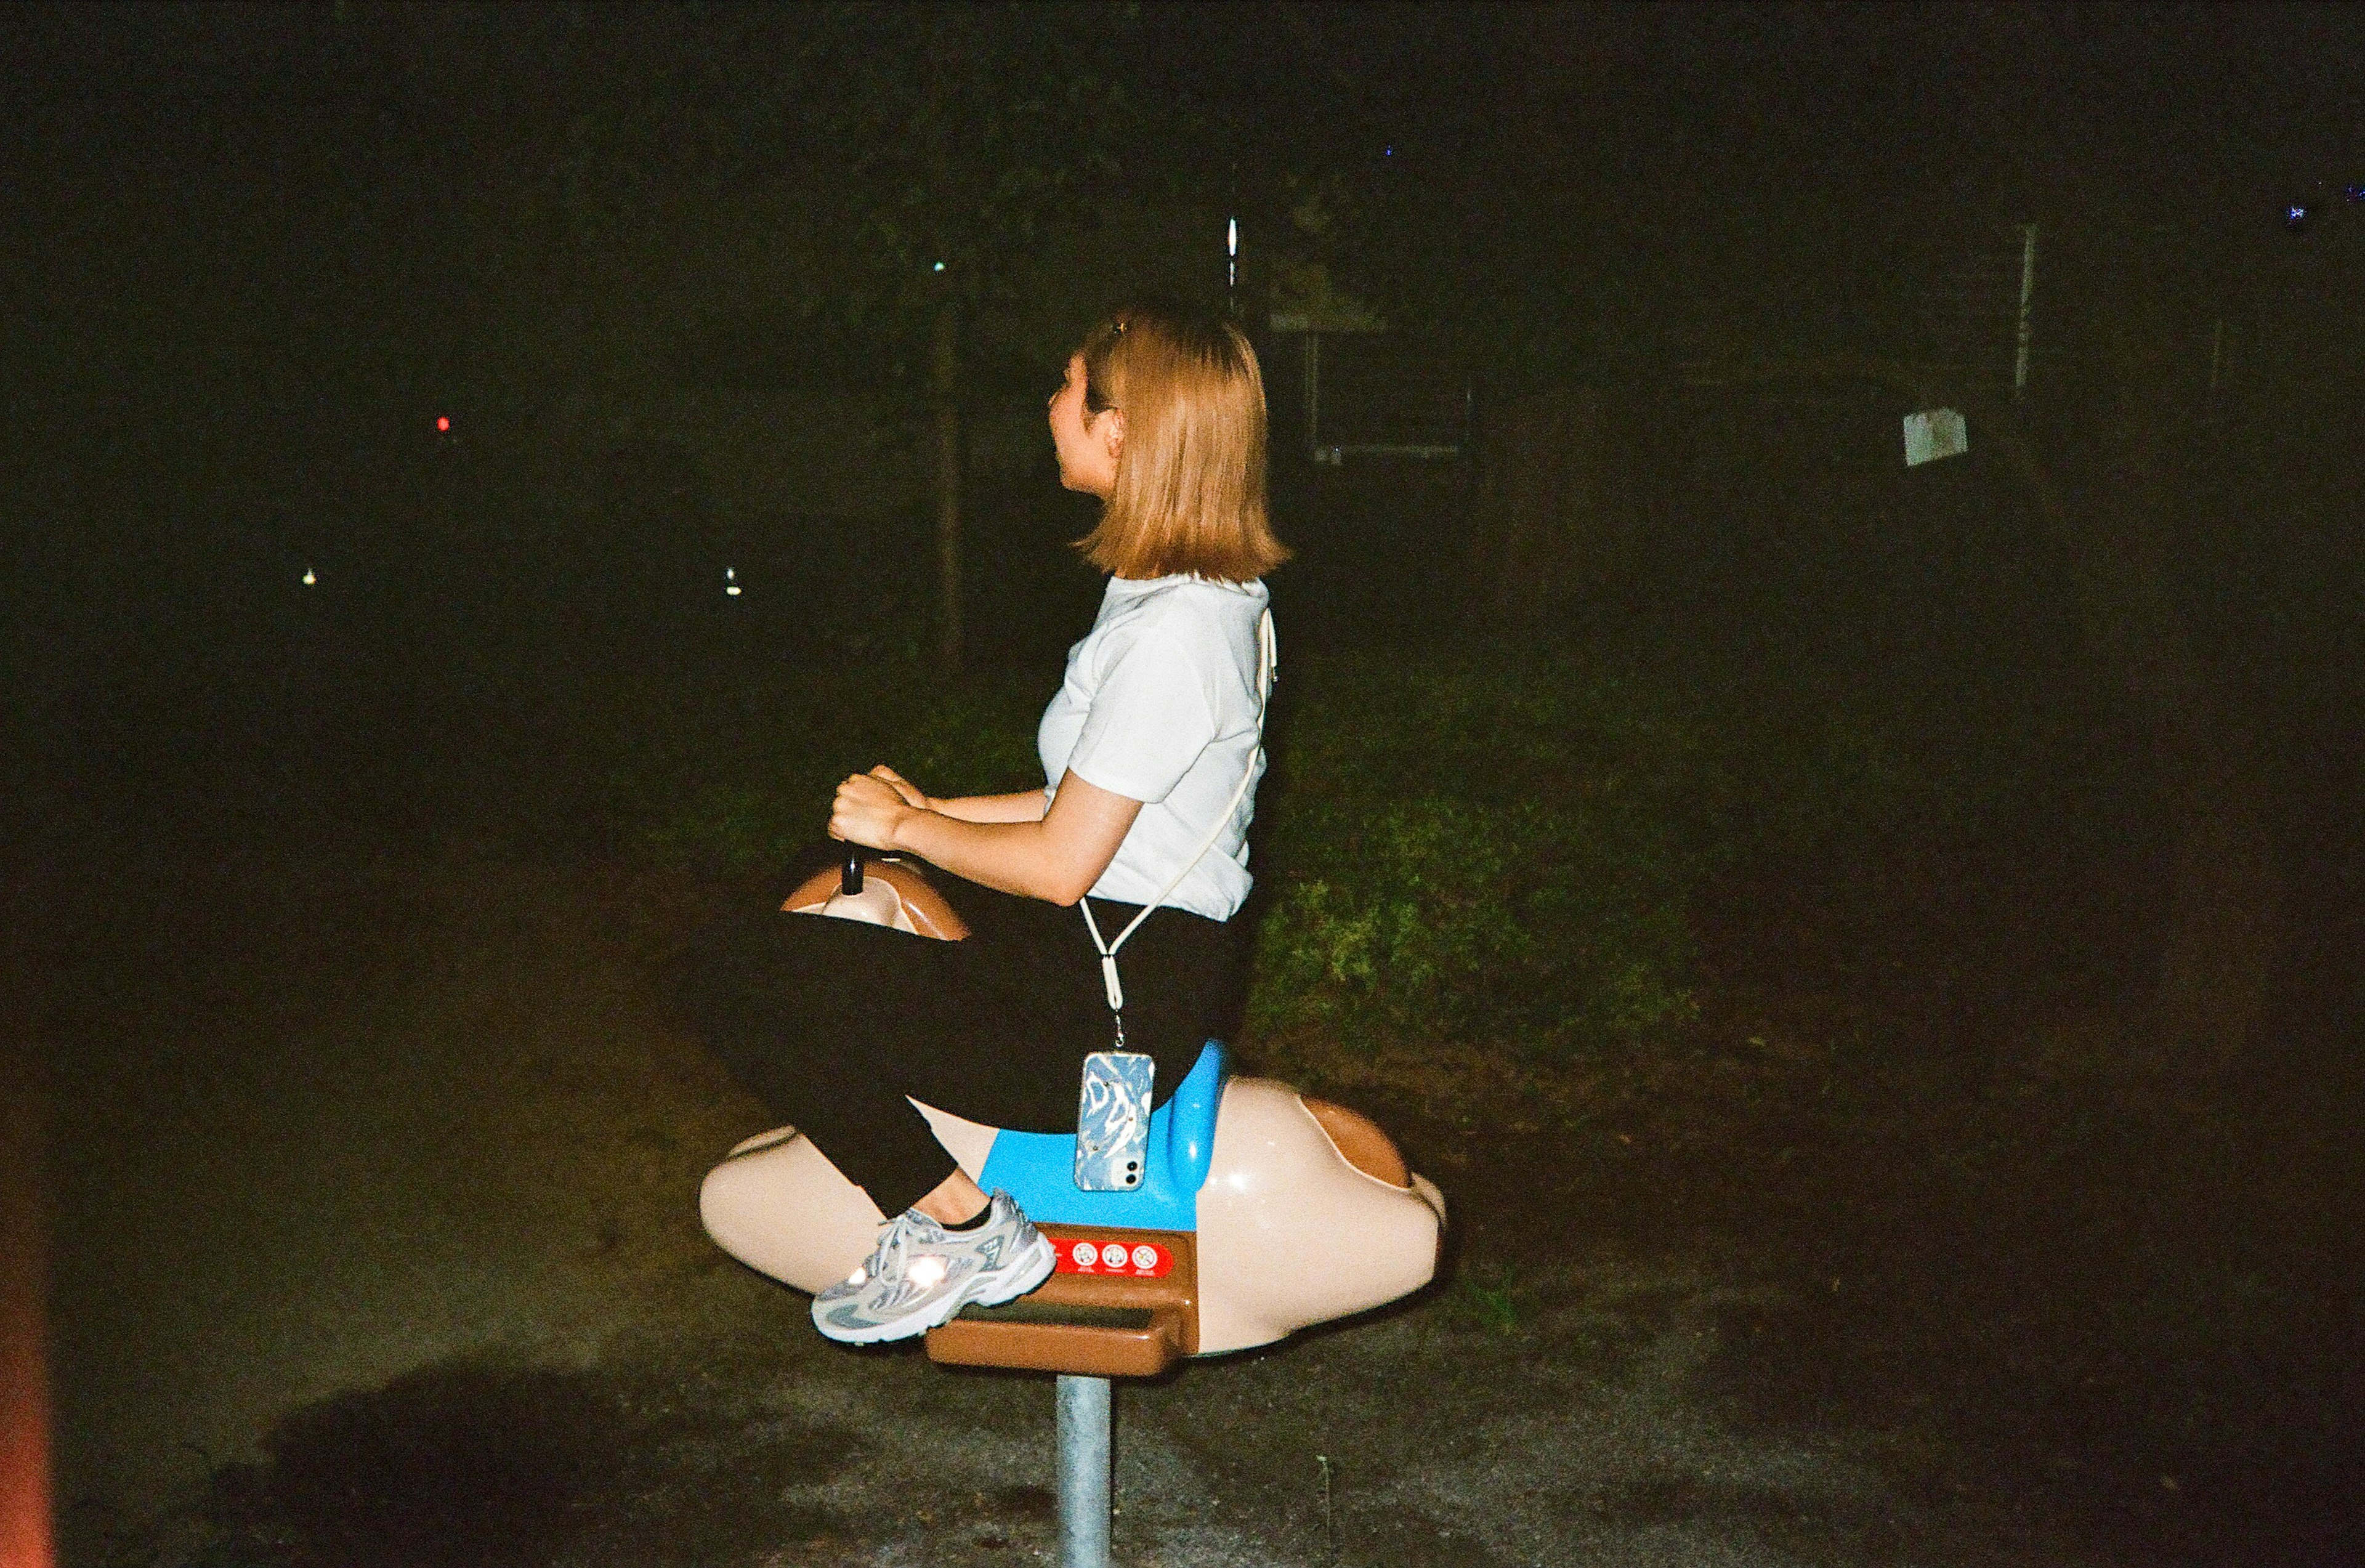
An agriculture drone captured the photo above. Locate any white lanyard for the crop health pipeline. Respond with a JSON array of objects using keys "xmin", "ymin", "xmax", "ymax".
[{"xmin": 1078, "ymin": 606, "xmax": 1275, "ymax": 1048}]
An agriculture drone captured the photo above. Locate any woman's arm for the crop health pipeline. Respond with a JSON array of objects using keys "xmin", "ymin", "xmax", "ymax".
[
  {"xmin": 929, "ymin": 788, "xmax": 1053, "ymax": 825},
  {"xmin": 859, "ymin": 766, "xmax": 1046, "ymax": 824},
  {"xmin": 830, "ymin": 768, "xmax": 1140, "ymax": 905}
]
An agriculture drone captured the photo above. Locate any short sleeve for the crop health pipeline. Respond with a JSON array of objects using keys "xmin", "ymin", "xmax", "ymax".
[{"xmin": 1062, "ymin": 631, "xmax": 1216, "ymax": 805}]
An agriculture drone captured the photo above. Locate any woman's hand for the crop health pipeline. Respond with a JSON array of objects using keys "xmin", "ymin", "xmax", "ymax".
[
  {"xmin": 830, "ymin": 770, "xmax": 923, "ymax": 852},
  {"xmin": 866, "ymin": 764, "xmax": 930, "ymax": 812}
]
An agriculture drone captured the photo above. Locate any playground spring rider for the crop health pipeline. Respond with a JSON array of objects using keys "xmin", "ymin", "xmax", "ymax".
[{"xmin": 700, "ymin": 620, "xmax": 1444, "ymax": 1565}]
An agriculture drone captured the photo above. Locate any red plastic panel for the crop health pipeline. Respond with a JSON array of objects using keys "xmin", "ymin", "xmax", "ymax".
[{"xmin": 1054, "ymin": 1238, "xmax": 1173, "ymax": 1278}]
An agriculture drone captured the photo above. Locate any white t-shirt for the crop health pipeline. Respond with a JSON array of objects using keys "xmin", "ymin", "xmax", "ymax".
[{"xmin": 1037, "ymin": 573, "xmax": 1271, "ymax": 921}]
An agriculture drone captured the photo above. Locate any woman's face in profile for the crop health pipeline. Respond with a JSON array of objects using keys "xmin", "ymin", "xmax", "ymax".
[{"xmin": 1048, "ymin": 352, "xmax": 1120, "ymax": 498}]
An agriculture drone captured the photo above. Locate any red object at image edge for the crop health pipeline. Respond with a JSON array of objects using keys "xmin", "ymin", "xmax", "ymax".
[{"xmin": 1, "ymin": 1070, "xmax": 54, "ymax": 1568}]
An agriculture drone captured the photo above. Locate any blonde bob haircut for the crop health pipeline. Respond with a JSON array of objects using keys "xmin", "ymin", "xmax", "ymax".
[{"xmin": 1072, "ymin": 302, "xmax": 1290, "ymax": 583}]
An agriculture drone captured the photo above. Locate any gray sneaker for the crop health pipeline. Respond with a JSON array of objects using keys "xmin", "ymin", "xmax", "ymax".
[{"xmin": 811, "ymin": 1189, "xmax": 1056, "ymax": 1345}]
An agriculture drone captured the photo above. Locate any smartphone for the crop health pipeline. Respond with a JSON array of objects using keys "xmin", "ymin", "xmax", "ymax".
[{"xmin": 1074, "ymin": 1051, "xmax": 1154, "ymax": 1191}]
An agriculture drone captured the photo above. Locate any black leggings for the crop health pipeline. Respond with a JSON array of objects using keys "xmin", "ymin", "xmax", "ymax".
[{"xmin": 690, "ymin": 848, "xmax": 1251, "ymax": 1217}]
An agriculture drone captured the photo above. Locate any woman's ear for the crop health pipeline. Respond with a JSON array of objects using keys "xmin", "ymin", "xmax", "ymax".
[{"xmin": 1101, "ymin": 408, "xmax": 1125, "ymax": 463}]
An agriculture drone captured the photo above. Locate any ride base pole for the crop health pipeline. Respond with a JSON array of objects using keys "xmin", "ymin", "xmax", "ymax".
[{"xmin": 1056, "ymin": 1374, "xmax": 1112, "ymax": 1568}]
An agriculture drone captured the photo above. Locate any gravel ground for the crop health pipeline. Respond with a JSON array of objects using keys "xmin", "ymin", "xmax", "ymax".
[{"xmin": 32, "ymin": 847, "xmax": 2112, "ymax": 1568}]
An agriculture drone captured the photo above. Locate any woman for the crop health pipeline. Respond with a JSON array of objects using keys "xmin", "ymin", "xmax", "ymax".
[{"xmin": 700, "ymin": 302, "xmax": 1287, "ymax": 1344}]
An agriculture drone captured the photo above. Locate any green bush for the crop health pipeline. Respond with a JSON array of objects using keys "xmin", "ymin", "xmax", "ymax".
[
  {"xmin": 1249, "ymin": 797, "xmax": 1702, "ymax": 1054},
  {"xmin": 1246, "ymin": 649, "xmax": 1704, "ymax": 1062}
]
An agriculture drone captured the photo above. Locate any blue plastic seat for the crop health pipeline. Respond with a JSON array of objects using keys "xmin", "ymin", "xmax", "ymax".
[{"xmin": 973, "ymin": 1043, "xmax": 1226, "ymax": 1231}]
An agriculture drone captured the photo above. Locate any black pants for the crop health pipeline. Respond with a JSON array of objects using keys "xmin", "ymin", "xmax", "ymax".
[{"xmin": 689, "ymin": 849, "xmax": 1250, "ymax": 1216}]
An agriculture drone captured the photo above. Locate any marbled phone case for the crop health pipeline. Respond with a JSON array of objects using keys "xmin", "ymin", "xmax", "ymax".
[{"xmin": 1074, "ymin": 1050, "xmax": 1154, "ymax": 1190}]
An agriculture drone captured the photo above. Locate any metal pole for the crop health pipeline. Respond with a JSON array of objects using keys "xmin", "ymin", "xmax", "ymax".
[
  {"xmin": 2012, "ymin": 222, "xmax": 2039, "ymax": 401},
  {"xmin": 1056, "ymin": 1375, "xmax": 1112, "ymax": 1568}
]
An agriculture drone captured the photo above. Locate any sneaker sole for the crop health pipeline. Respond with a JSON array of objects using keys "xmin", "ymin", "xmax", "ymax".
[{"xmin": 817, "ymin": 1229, "xmax": 1057, "ymax": 1346}]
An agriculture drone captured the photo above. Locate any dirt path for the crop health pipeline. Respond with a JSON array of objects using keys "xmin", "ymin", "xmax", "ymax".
[{"xmin": 36, "ymin": 847, "xmax": 2111, "ymax": 1567}]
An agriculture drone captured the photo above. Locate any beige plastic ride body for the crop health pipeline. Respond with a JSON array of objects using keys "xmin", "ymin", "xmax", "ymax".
[{"xmin": 699, "ymin": 860, "xmax": 1445, "ymax": 1356}]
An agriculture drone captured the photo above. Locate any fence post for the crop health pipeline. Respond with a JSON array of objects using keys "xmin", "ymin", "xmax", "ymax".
[
  {"xmin": 1304, "ymin": 333, "xmax": 1322, "ymax": 459},
  {"xmin": 2013, "ymin": 222, "xmax": 2039, "ymax": 400}
]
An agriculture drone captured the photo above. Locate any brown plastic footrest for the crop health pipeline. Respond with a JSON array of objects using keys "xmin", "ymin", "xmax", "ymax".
[{"xmin": 925, "ymin": 1226, "xmax": 1198, "ymax": 1378}]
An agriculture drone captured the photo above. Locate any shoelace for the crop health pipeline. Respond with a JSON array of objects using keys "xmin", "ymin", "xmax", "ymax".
[{"xmin": 847, "ymin": 1211, "xmax": 924, "ymax": 1288}]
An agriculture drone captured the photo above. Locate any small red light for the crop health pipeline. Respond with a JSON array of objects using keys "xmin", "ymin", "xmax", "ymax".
[{"xmin": 435, "ymin": 416, "xmax": 450, "ymax": 433}]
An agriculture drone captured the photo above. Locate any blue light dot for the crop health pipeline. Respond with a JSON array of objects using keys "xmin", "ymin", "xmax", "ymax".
[{"xmin": 931, "ymin": 261, "xmax": 946, "ymax": 272}]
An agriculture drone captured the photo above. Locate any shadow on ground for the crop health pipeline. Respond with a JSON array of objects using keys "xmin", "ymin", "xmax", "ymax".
[{"xmin": 198, "ymin": 1361, "xmax": 852, "ymax": 1568}]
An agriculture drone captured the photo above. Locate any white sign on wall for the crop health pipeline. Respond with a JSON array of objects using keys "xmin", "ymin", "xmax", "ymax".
[{"xmin": 1903, "ymin": 408, "xmax": 1968, "ymax": 466}]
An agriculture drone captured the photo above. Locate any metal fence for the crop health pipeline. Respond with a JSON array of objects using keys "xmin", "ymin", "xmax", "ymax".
[{"xmin": 1269, "ymin": 326, "xmax": 1472, "ymax": 465}]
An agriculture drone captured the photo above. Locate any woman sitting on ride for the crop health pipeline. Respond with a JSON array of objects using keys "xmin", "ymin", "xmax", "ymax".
[{"xmin": 701, "ymin": 302, "xmax": 1287, "ymax": 1345}]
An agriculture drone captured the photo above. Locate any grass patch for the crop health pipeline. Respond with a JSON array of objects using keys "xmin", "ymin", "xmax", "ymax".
[{"xmin": 1445, "ymin": 1265, "xmax": 1526, "ymax": 1336}]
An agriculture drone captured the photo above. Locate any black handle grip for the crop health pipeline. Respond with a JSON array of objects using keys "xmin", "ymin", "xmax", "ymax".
[{"xmin": 842, "ymin": 847, "xmax": 865, "ymax": 895}]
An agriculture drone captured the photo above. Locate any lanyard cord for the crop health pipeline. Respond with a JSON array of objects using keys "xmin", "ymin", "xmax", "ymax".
[{"xmin": 1079, "ymin": 607, "xmax": 1276, "ymax": 1041}]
